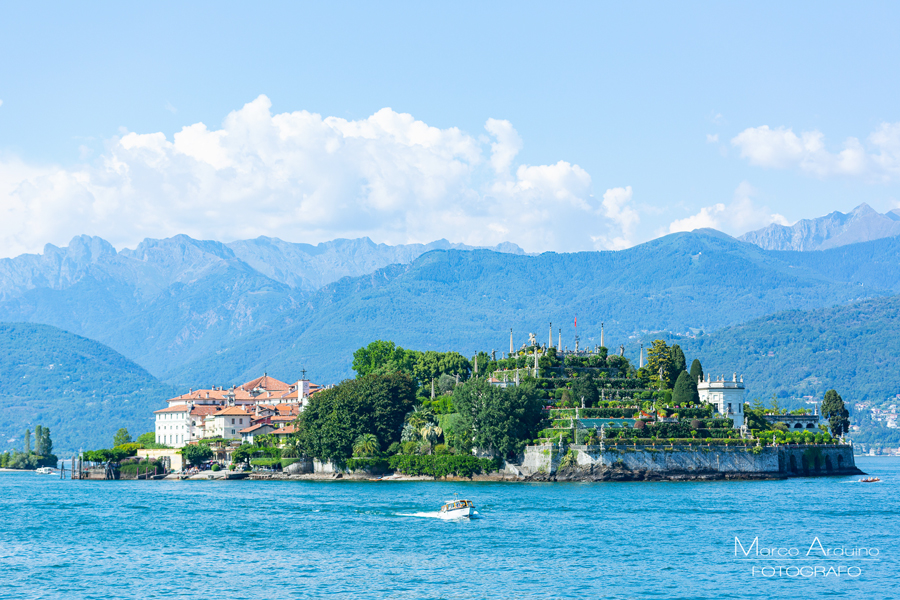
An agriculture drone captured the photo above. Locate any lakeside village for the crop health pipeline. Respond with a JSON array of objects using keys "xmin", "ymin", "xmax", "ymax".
[{"xmin": 26, "ymin": 327, "xmax": 862, "ymax": 481}]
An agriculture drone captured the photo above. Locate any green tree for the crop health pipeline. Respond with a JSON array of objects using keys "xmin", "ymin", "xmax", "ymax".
[
  {"xmin": 646, "ymin": 340, "xmax": 672, "ymax": 389},
  {"xmin": 352, "ymin": 340, "xmax": 415, "ymax": 378},
  {"xmin": 671, "ymin": 370, "xmax": 700, "ymax": 405},
  {"xmin": 570, "ymin": 376, "xmax": 599, "ymax": 407},
  {"xmin": 352, "ymin": 433, "xmax": 380, "ymax": 457},
  {"xmin": 38, "ymin": 426, "xmax": 52, "ymax": 456},
  {"xmin": 113, "ymin": 428, "xmax": 133, "ymax": 447},
  {"xmin": 451, "ymin": 378, "xmax": 543, "ymax": 457},
  {"xmin": 822, "ymin": 389, "xmax": 850, "ymax": 437},
  {"xmin": 670, "ymin": 345, "xmax": 687, "ymax": 375},
  {"xmin": 181, "ymin": 444, "xmax": 214, "ymax": 466},
  {"xmin": 231, "ymin": 444, "xmax": 257, "ymax": 464},
  {"xmin": 34, "ymin": 425, "xmax": 44, "ymax": 455},
  {"xmin": 24, "ymin": 428, "xmax": 31, "ymax": 454},
  {"xmin": 406, "ymin": 405, "xmax": 434, "ymax": 432},
  {"xmin": 136, "ymin": 432, "xmax": 156, "ymax": 447},
  {"xmin": 295, "ymin": 373, "xmax": 417, "ymax": 461},
  {"xmin": 689, "ymin": 359, "xmax": 703, "ymax": 383},
  {"xmin": 473, "ymin": 351, "xmax": 492, "ymax": 376}
]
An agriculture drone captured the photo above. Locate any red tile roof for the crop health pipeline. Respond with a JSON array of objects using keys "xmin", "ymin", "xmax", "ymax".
[
  {"xmin": 190, "ymin": 406, "xmax": 221, "ymax": 417},
  {"xmin": 154, "ymin": 405, "xmax": 190, "ymax": 414},
  {"xmin": 239, "ymin": 424, "xmax": 273, "ymax": 434},
  {"xmin": 216, "ymin": 406, "xmax": 250, "ymax": 416},
  {"xmin": 274, "ymin": 425, "xmax": 296, "ymax": 435},
  {"xmin": 241, "ymin": 374, "xmax": 291, "ymax": 392}
]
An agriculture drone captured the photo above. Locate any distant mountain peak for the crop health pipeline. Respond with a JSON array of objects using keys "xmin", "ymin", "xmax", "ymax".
[{"xmin": 739, "ymin": 203, "xmax": 900, "ymax": 251}]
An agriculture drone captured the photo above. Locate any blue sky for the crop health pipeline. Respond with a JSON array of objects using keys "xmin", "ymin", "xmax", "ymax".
[{"xmin": 1, "ymin": 2, "xmax": 898, "ymax": 257}]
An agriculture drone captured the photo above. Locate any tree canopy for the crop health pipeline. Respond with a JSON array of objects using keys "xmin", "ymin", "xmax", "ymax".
[
  {"xmin": 351, "ymin": 340, "xmax": 471, "ymax": 387},
  {"xmin": 450, "ymin": 378, "xmax": 544, "ymax": 457},
  {"xmin": 672, "ymin": 370, "xmax": 700, "ymax": 406},
  {"xmin": 689, "ymin": 358, "xmax": 703, "ymax": 383},
  {"xmin": 822, "ymin": 389, "xmax": 850, "ymax": 437},
  {"xmin": 296, "ymin": 373, "xmax": 417, "ymax": 461},
  {"xmin": 113, "ymin": 428, "xmax": 133, "ymax": 447},
  {"xmin": 181, "ymin": 444, "xmax": 213, "ymax": 466}
]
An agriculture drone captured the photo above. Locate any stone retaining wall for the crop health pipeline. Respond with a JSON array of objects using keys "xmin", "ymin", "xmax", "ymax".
[{"xmin": 521, "ymin": 442, "xmax": 859, "ymax": 479}]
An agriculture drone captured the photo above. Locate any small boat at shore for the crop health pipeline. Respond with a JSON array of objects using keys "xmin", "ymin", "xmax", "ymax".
[
  {"xmin": 35, "ymin": 467, "xmax": 56, "ymax": 474},
  {"xmin": 439, "ymin": 498, "xmax": 475, "ymax": 519},
  {"xmin": 859, "ymin": 477, "xmax": 881, "ymax": 483}
]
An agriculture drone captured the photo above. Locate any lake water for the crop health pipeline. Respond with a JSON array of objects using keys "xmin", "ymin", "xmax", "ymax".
[{"xmin": 1, "ymin": 456, "xmax": 898, "ymax": 600}]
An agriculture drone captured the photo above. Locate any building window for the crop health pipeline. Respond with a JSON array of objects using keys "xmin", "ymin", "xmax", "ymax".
[{"xmin": 232, "ymin": 418, "xmax": 235, "ymax": 424}]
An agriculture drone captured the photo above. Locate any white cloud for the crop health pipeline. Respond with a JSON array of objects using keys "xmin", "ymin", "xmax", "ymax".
[
  {"xmin": 706, "ymin": 134, "xmax": 718, "ymax": 143},
  {"xmin": 667, "ymin": 181, "xmax": 788, "ymax": 236},
  {"xmin": 732, "ymin": 123, "xmax": 900, "ymax": 181},
  {"xmin": 0, "ymin": 95, "xmax": 637, "ymax": 257},
  {"xmin": 594, "ymin": 186, "xmax": 639, "ymax": 250}
]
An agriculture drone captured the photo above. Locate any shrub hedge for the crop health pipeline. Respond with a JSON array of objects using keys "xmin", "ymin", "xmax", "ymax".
[{"xmin": 388, "ymin": 455, "xmax": 502, "ymax": 478}]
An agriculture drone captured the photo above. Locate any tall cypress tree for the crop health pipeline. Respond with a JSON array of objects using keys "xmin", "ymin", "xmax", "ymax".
[
  {"xmin": 822, "ymin": 389, "xmax": 850, "ymax": 437},
  {"xmin": 42, "ymin": 427, "xmax": 53, "ymax": 456},
  {"xmin": 689, "ymin": 359, "xmax": 703, "ymax": 383},
  {"xmin": 24, "ymin": 428, "xmax": 31, "ymax": 454},
  {"xmin": 670, "ymin": 345, "xmax": 687, "ymax": 374},
  {"xmin": 672, "ymin": 370, "xmax": 700, "ymax": 406}
]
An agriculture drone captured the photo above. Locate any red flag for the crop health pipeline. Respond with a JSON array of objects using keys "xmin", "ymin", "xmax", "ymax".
[{"xmin": 574, "ymin": 316, "xmax": 577, "ymax": 328}]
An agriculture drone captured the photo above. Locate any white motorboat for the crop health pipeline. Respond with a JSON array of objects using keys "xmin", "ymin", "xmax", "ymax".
[
  {"xmin": 35, "ymin": 466, "xmax": 55, "ymax": 474},
  {"xmin": 439, "ymin": 498, "xmax": 475, "ymax": 519}
]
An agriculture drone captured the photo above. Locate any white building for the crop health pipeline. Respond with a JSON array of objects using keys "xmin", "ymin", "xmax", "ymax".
[
  {"xmin": 209, "ymin": 406, "xmax": 251, "ymax": 440},
  {"xmin": 697, "ymin": 373, "xmax": 745, "ymax": 428},
  {"xmin": 154, "ymin": 405, "xmax": 191, "ymax": 448}
]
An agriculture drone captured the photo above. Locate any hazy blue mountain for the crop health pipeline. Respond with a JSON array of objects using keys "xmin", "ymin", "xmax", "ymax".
[
  {"xmin": 0, "ymin": 322, "xmax": 176, "ymax": 453},
  {"xmin": 0, "ymin": 234, "xmax": 523, "ymax": 376},
  {"xmin": 0, "ymin": 235, "xmax": 303, "ymax": 377},
  {"xmin": 167, "ymin": 230, "xmax": 900, "ymax": 387},
  {"xmin": 5, "ymin": 229, "xmax": 900, "ymax": 390},
  {"xmin": 226, "ymin": 236, "xmax": 524, "ymax": 290},
  {"xmin": 740, "ymin": 203, "xmax": 900, "ymax": 251}
]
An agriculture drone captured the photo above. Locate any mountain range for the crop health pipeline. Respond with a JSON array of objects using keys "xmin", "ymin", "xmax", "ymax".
[
  {"xmin": 740, "ymin": 203, "xmax": 900, "ymax": 251},
  {"xmin": 4, "ymin": 221, "xmax": 900, "ymax": 451},
  {"xmin": 4, "ymin": 226, "xmax": 900, "ymax": 384}
]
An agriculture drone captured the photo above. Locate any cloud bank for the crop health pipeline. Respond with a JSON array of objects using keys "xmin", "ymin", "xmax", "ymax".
[
  {"xmin": 667, "ymin": 182, "xmax": 788, "ymax": 236},
  {"xmin": 0, "ymin": 95, "xmax": 641, "ymax": 258},
  {"xmin": 732, "ymin": 123, "xmax": 900, "ymax": 181}
]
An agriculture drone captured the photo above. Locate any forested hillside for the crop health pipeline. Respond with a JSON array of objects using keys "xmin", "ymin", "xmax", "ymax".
[
  {"xmin": 0, "ymin": 323, "xmax": 175, "ymax": 453},
  {"xmin": 668, "ymin": 295, "xmax": 900, "ymax": 404}
]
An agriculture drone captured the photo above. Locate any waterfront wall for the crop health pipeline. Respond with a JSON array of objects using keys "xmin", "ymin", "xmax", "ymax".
[{"xmin": 521, "ymin": 443, "xmax": 859, "ymax": 479}]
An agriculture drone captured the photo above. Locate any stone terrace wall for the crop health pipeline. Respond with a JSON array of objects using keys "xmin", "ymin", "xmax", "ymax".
[{"xmin": 522, "ymin": 443, "xmax": 859, "ymax": 478}]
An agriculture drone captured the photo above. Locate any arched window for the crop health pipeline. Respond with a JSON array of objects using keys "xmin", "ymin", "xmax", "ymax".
[{"xmin": 793, "ymin": 423, "xmax": 803, "ymax": 429}]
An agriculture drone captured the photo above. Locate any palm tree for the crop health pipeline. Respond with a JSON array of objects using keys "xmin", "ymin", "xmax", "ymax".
[
  {"xmin": 256, "ymin": 433, "xmax": 276, "ymax": 448},
  {"xmin": 282, "ymin": 436, "xmax": 302, "ymax": 458},
  {"xmin": 419, "ymin": 424, "xmax": 443, "ymax": 453},
  {"xmin": 353, "ymin": 433, "xmax": 380, "ymax": 457},
  {"xmin": 406, "ymin": 406, "xmax": 434, "ymax": 432}
]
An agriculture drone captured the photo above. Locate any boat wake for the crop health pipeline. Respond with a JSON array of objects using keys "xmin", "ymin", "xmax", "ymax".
[
  {"xmin": 397, "ymin": 511, "xmax": 482, "ymax": 519},
  {"xmin": 397, "ymin": 511, "xmax": 443, "ymax": 518}
]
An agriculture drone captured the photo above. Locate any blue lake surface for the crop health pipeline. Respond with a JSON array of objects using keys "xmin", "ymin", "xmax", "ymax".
[{"xmin": 1, "ymin": 456, "xmax": 898, "ymax": 600}]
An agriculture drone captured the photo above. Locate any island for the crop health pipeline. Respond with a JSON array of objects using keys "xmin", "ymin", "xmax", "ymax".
[{"xmin": 70, "ymin": 335, "xmax": 862, "ymax": 481}]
